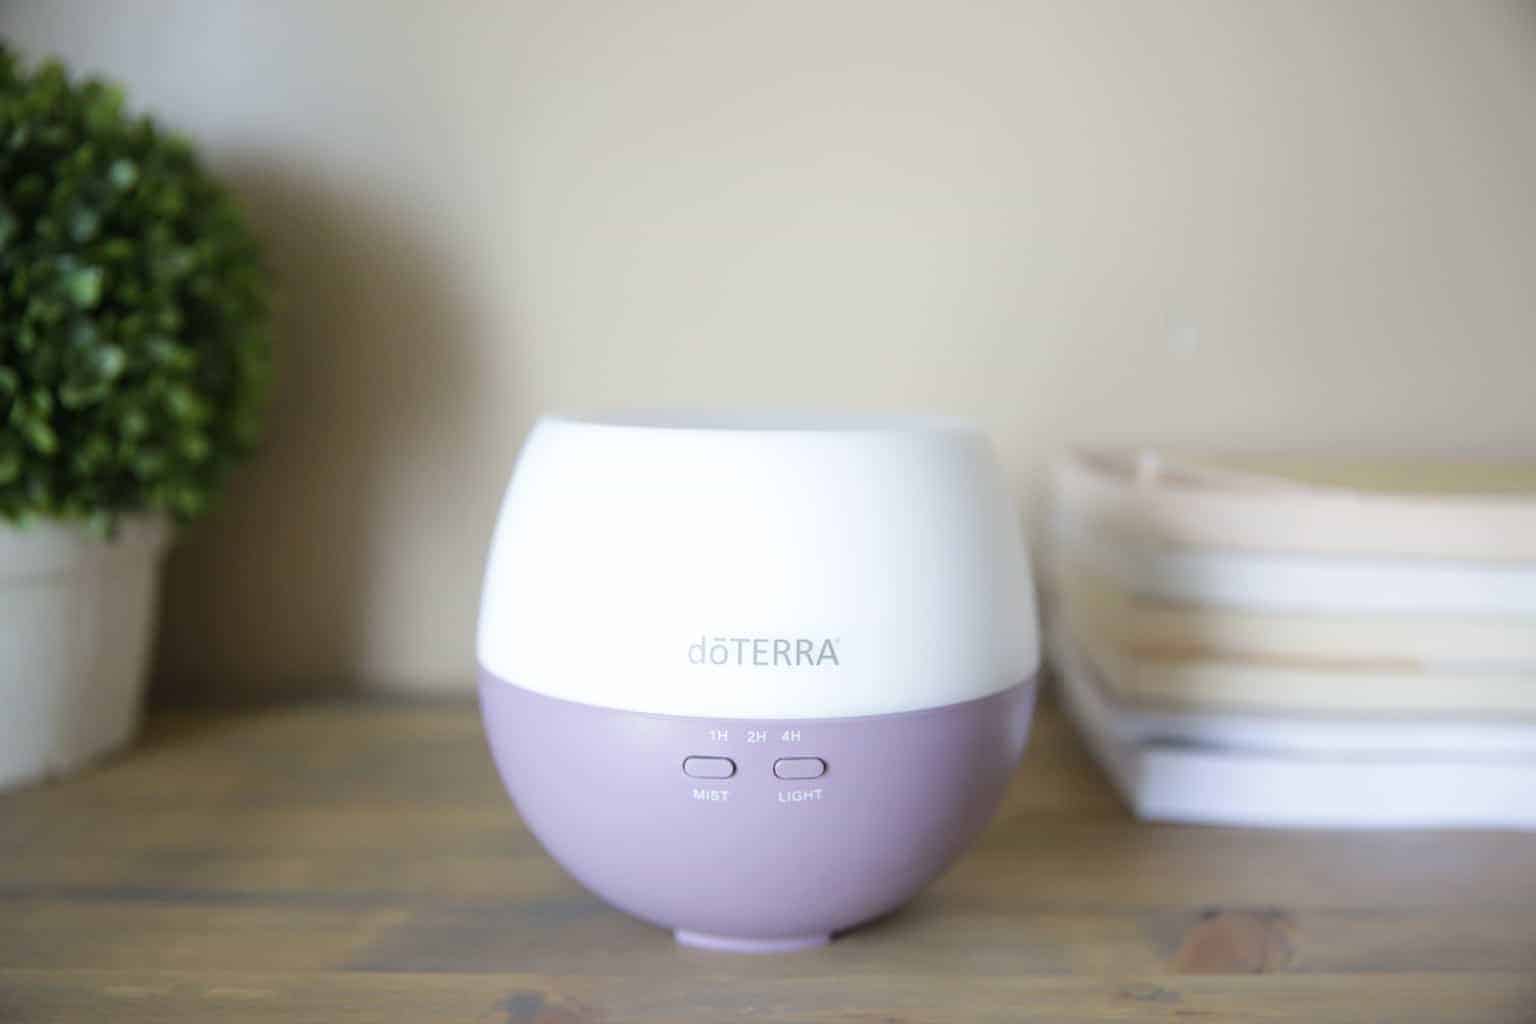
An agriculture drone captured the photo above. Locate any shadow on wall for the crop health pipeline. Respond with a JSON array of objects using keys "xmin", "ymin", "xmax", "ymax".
[{"xmin": 150, "ymin": 163, "xmax": 493, "ymax": 703}]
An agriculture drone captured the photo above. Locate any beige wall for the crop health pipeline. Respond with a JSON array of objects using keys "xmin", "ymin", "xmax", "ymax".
[{"xmin": 3, "ymin": 1, "xmax": 1534, "ymax": 696}]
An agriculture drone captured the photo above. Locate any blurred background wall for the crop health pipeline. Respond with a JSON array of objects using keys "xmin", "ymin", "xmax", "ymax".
[{"xmin": 1, "ymin": 0, "xmax": 1533, "ymax": 697}]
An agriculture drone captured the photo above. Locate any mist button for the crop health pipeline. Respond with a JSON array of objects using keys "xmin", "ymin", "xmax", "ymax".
[{"xmin": 683, "ymin": 756, "xmax": 736, "ymax": 779}]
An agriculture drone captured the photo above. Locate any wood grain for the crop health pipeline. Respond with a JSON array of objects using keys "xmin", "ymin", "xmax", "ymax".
[{"xmin": 2, "ymin": 694, "xmax": 1534, "ymax": 1022}]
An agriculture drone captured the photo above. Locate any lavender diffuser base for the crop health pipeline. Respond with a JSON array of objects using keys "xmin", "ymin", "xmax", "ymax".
[
  {"xmin": 480, "ymin": 671, "xmax": 1037, "ymax": 949},
  {"xmin": 674, "ymin": 930, "xmax": 830, "ymax": 953}
]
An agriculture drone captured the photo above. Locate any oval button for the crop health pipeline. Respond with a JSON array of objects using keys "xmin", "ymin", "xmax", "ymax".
[
  {"xmin": 773, "ymin": 757, "xmax": 826, "ymax": 780},
  {"xmin": 683, "ymin": 756, "xmax": 736, "ymax": 779}
]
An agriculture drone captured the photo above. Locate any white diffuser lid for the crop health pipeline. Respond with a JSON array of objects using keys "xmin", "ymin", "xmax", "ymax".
[{"xmin": 478, "ymin": 411, "xmax": 1038, "ymax": 719}]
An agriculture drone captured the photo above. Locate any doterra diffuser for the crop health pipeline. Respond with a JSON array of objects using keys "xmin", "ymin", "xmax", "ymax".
[{"xmin": 478, "ymin": 411, "xmax": 1039, "ymax": 951}]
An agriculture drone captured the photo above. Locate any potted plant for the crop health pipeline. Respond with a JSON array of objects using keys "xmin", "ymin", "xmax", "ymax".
[{"xmin": 0, "ymin": 47, "xmax": 270, "ymax": 788}]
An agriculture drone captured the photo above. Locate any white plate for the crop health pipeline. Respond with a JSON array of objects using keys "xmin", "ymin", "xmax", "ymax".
[
  {"xmin": 1057, "ymin": 571, "xmax": 1536, "ymax": 664},
  {"xmin": 1050, "ymin": 633, "xmax": 1536, "ymax": 830},
  {"xmin": 1057, "ymin": 517, "xmax": 1536, "ymax": 615},
  {"xmin": 1050, "ymin": 626, "xmax": 1536, "ymax": 755},
  {"xmin": 1056, "ymin": 448, "xmax": 1536, "ymax": 561}
]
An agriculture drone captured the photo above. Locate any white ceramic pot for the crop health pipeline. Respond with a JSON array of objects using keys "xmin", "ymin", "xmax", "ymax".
[{"xmin": 0, "ymin": 518, "xmax": 171, "ymax": 790}]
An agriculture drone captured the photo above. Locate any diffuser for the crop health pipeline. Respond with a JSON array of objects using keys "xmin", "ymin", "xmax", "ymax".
[{"xmin": 477, "ymin": 411, "xmax": 1039, "ymax": 952}]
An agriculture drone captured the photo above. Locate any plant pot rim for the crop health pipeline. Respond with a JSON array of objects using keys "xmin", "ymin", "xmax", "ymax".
[{"xmin": 0, "ymin": 515, "xmax": 174, "ymax": 582}]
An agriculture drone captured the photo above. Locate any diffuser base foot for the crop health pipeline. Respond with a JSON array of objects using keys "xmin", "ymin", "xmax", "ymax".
[{"xmin": 674, "ymin": 930, "xmax": 830, "ymax": 954}]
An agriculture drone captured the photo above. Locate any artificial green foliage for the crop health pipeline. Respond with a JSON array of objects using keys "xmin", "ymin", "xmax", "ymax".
[{"xmin": 0, "ymin": 45, "xmax": 270, "ymax": 531}]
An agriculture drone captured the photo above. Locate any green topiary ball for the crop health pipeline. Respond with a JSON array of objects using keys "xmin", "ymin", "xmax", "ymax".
[{"xmin": 0, "ymin": 45, "xmax": 270, "ymax": 531}]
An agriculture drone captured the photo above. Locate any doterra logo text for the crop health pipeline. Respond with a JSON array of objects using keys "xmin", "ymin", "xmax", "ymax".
[{"xmin": 689, "ymin": 636, "xmax": 841, "ymax": 668}]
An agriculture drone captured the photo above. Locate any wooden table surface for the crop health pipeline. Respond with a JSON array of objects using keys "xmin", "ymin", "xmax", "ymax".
[{"xmin": 2, "ymin": 694, "xmax": 1534, "ymax": 1023}]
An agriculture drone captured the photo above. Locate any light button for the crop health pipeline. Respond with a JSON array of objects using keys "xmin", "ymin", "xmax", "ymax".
[
  {"xmin": 773, "ymin": 757, "xmax": 826, "ymax": 780},
  {"xmin": 683, "ymin": 756, "xmax": 736, "ymax": 779}
]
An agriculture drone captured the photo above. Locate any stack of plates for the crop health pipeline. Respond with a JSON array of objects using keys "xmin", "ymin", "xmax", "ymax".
[{"xmin": 1049, "ymin": 448, "xmax": 1536, "ymax": 829}]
